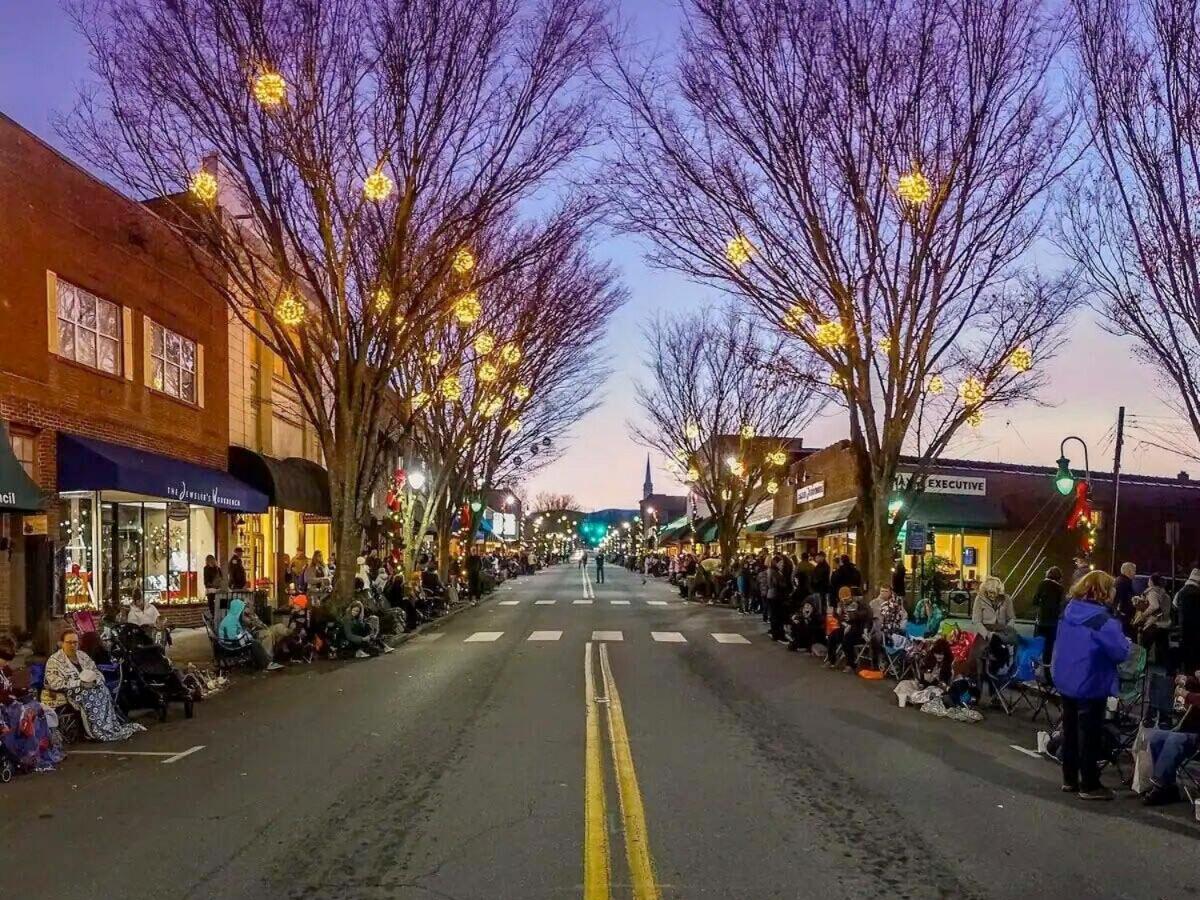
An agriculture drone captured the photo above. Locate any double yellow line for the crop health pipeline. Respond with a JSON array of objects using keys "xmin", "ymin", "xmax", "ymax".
[{"xmin": 584, "ymin": 641, "xmax": 660, "ymax": 900}]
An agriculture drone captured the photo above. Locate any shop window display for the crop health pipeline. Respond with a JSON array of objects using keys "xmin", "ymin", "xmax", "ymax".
[{"xmin": 58, "ymin": 495, "xmax": 96, "ymax": 611}]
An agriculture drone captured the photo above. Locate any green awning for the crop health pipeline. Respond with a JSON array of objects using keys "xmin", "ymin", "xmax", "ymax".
[
  {"xmin": 905, "ymin": 494, "xmax": 1007, "ymax": 530},
  {"xmin": 766, "ymin": 498, "xmax": 858, "ymax": 536},
  {"xmin": 694, "ymin": 518, "xmax": 718, "ymax": 543},
  {"xmin": 0, "ymin": 422, "xmax": 42, "ymax": 512}
]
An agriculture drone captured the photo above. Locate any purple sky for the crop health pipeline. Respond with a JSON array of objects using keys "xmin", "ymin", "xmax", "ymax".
[{"xmin": 2, "ymin": 1, "xmax": 1192, "ymax": 511}]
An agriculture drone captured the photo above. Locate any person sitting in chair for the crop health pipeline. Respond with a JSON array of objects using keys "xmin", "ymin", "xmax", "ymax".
[
  {"xmin": 341, "ymin": 597, "xmax": 394, "ymax": 659},
  {"xmin": 217, "ymin": 598, "xmax": 278, "ymax": 671},
  {"xmin": 788, "ymin": 598, "xmax": 824, "ymax": 653},
  {"xmin": 1141, "ymin": 671, "xmax": 1200, "ymax": 806},
  {"xmin": 825, "ymin": 587, "xmax": 871, "ymax": 673}
]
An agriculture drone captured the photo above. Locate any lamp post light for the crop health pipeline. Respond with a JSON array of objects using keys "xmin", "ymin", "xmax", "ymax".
[{"xmin": 1054, "ymin": 436, "xmax": 1091, "ymax": 497}]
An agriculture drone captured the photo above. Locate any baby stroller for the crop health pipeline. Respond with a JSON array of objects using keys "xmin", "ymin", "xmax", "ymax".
[{"xmin": 109, "ymin": 624, "xmax": 195, "ymax": 721}]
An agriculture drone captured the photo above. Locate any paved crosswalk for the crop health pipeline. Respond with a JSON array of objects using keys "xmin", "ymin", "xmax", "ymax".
[
  {"xmin": 491, "ymin": 599, "xmax": 673, "ymax": 607},
  {"xmin": 460, "ymin": 629, "xmax": 759, "ymax": 644}
]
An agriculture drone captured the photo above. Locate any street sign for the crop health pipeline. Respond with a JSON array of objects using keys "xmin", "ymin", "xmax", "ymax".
[
  {"xmin": 905, "ymin": 521, "xmax": 927, "ymax": 554},
  {"xmin": 1166, "ymin": 521, "xmax": 1180, "ymax": 547}
]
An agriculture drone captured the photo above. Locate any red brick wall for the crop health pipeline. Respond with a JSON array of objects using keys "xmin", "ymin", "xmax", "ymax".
[{"xmin": 0, "ymin": 114, "xmax": 229, "ymax": 469}]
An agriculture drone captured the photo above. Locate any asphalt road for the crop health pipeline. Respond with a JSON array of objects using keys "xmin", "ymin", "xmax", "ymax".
[{"xmin": 2, "ymin": 563, "xmax": 1197, "ymax": 899}]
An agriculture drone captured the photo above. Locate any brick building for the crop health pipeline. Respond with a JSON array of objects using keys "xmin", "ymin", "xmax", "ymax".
[{"xmin": 0, "ymin": 114, "xmax": 265, "ymax": 643}]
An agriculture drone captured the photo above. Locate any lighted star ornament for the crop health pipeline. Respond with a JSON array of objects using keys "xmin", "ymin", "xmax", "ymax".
[{"xmin": 189, "ymin": 170, "xmax": 218, "ymax": 204}]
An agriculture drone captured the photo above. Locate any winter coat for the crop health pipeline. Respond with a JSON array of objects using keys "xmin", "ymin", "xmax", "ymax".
[
  {"xmin": 1032, "ymin": 578, "xmax": 1065, "ymax": 629},
  {"xmin": 1114, "ymin": 574, "xmax": 1136, "ymax": 630},
  {"xmin": 1051, "ymin": 599, "xmax": 1132, "ymax": 700},
  {"xmin": 811, "ymin": 561, "xmax": 831, "ymax": 593},
  {"xmin": 829, "ymin": 562, "xmax": 862, "ymax": 596},
  {"xmin": 1177, "ymin": 582, "xmax": 1200, "ymax": 638}
]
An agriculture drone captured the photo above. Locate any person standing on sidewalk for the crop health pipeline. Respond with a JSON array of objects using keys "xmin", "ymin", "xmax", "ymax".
[
  {"xmin": 811, "ymin": 551, "xmax": 831, "ymax": 614},
  {"xmin": 1051, "ymin": 570, "xmax": 1131, "ymax": 801},
  {"xmin": 467, "ymin": 547, "xmax": 483, "ymax": 601},
  {"xmin": 1031, "ymin": 566, "xmax": 1065, "ymax": 667},
  {"xmin": 595, "ymin": 550, "xmax": 605, "ymax": 584}
]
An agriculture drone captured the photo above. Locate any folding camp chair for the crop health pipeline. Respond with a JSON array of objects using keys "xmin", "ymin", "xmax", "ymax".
[
  {"xmin": 1025, "ymin": 662, "xmax": 1061, "ymax": 725},
  {"xmin": 879, "ymin": 635, "xmax": 916, "ymax": 681},
  {"xmin": 983, "ymin": 641, "xmax": 1036, "ymax": 716}
]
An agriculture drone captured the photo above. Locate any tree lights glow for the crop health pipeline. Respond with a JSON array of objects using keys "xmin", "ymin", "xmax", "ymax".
[
  {"xmin": 1009, "ymin": 346, "xmax": 1033, "ymax": 373},
  {"xmin": 959, "ymin": 376, "xmax": 985, "ymax": 406},
  {"xmin": 897, "ymin": 167, "xmax": 932, "ymax": 205},
  {"xmin": 815, "ymin": 320, "xmax": 846, "ymax": 348},
  {"xmin": 363, "ymin": 169, "xmax": 394, "ymax": 202},
  {"xmin": 274, "ymin": 291, "xmax": 306, "ymax": 326},
  {"xmin": 253, "ymin": 70, "xmax": 287, "ymax": 107},
  {"xmin": 452, "ymin": 247, "xmax": 476, "ymax": 274},
  {"xmin": 454, "ymin": 291, "xmax": 482, "ymax": 326},
  {"xmin": 725, "ymin": 233, "xmax": 754, "ymax": 267},
  {"xmin": 189, "ymin": 170, "xmax": 218, "ymax": 203}
]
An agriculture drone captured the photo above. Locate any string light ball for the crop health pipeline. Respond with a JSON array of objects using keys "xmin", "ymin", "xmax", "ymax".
[
  {"xmin": 189, "ymin": 170, "xmax": 218, "ymax": 204},
  {"xmin": 687, "ymin": 467, "xmax": 700, "ymax": 481},
  {"xmin": 878, "ymin": 337, "xmax": 893, "ymax": 353},
  {"xmin": 506, "ymin": 418, "xmax": 523, "ymax": 434},
  {"xmin": 927, "ymin": 374, "xmax": 945, "ymax": 395},
  {"xmin": 363, "ymin": 169, "xmax": 394, "ymax": 202},
  {"xmin": 253, "ymin": 70, "xmax": 287, "ymax": 107},
  {"xmin": 959, "ymin": 376, "xmax": 985, "ymax": 406},
  {"xmin": 783, "ymin": 305, "xmax": 806, "ymax": 332},
  {"xmin": 767, "ymin": 480, "xmax": 780, "ymax": 496},
  {"xmin": 897, "ymin": 167, "xmax": 932, "ymax": 205},
  {"xmin": 374, "ymin": 288, "xmax": 391, "ymax": 314},
  {"xmin": 684, "ymin": 421, "xmax": 701, "ymax": 441},
  {"xmin": 478, "ymin": 361, "xmax": 499, "ymax": 382},
  {"xmin": 768, "ymin": 450, "xmax": 788, "ymax": 467},
  {"xmin": 815, "ymin": 320, "xmax": 846, "ymax": 348},
  {"xmin": 500, "ymin": 342, "xmax": 522, "ymax": 365},
  {"xmin": 452, "ymin": 247, "xmax": 476, "ymax": 275},
  {"xmin": 440, "ymin": 374, "xmax": 463, "ymax": 401},
  {"xmin": 966, "ymin": 409, "xmax": 984, "ymax": 428},
  {"xmin": 412, "ymin": 391, "xmax": 430, "ymax": 410},
  {"xmin": 1009, "ymin": 346, "xmax": 1033, "ymax": 373},
  {"xmin": 829, "ymin": 370, "xmax": 845, "ymax": 388},
  {"xmin": 480, "ymin": 396, "xmax": 503, "ymax": 418},
  {"xmin": 513, "ymin": 384, "xmax": 531, "ymax": 401},
  {"xmin": 474, "ymin": 332, "xmax": 496, "ymax": 355},
  {"xmin": 725, "ymin": 233, "xmax": 755, "ymax": 268},
  {"xmin": 740, "ymin": 424, "xmax": 756, "ymax": 440},
  {"xmin": 275, "ymin": 291, "xmax": 306, "ymax": 326},
  {"xmin": 454, "ymin": 291, "xmax": 482, "ymax": 326},
  {"xmin": 425, "ymin": 350, "xmax": 442, "ymax": 366}
]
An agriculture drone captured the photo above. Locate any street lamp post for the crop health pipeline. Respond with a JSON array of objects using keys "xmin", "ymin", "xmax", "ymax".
[{"xmin": 1054, "ymin": 436, "xmax": 1091, "ymax": 496}]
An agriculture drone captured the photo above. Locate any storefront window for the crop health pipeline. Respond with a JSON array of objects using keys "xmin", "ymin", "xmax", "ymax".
[
  {"xmin": 820, "ymin": 530, "xmax": 857, "ymax": 563},
  {"xmin": 116, "ymin": 502, "xmax": 144, "ymax": 606},
  {"xmin": 903, "ymin": 528, "xmax": 992, "ymax": 594},
  {"xmin": 143, "ymin": 502, "xmax": 169, "ymax": 603},
  {"xmin": 59, "ymin": 494, "xmax": 96, "ymax": 610}
]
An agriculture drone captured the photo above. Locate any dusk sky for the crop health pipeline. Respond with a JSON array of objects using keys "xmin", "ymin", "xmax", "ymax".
[{"xmin": 1, "ymin": 0, "xmax": 1192, "ymax": 511}]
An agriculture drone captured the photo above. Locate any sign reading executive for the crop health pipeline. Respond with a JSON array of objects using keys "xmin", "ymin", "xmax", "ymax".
[{"xmin": 894, "ymin": 472, "xmax": 987, "ymax": 497}]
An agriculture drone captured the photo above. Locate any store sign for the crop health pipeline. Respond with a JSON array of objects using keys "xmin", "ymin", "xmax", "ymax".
[
  {"xmin": 165, "ymin": 479, "xmax": 248, "ymax": 510},
  {"xmin": 894, "ymin": 472, "xmax": 987, "ymax": 496},
  {"xmin": 794, "ymin": 480, "xmax": 826, "ymax": 505}
]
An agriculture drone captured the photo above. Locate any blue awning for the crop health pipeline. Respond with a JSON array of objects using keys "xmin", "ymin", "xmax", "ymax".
[{"xmin": 57, "ymin": 434, "xmax": 269, "ymax": 513}]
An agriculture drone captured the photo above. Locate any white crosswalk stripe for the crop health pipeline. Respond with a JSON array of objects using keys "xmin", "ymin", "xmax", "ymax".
[
  {"xmin": 646, "ymin": 600, "xmax": 668, "ymax": 607},
  {"xmin": 464, "ymin": 632, "xmax": 504, "ymax": 642},
  {"xmin": 527, "ymin": 631, "xmax": 563, "ymax": 641},
  {"xmin": 711, "ymin": 633, "xmax": 751, "ymax": 644},
  {"xmin": 591, "ymin": 630, "xmax": 623, "ymax": 641},
  {"xmin": 535, "ymin": 599, "xmax": 556, "ymax": 605},
  {"xmin": 498, "ymin": 600, "xmax": 520, "ymax": 606},
  {"xmin": 651, "ymin": 632, "xmax": 686, "ymax": 643},
  {"xmin": 573, "ymin": 599, "xmax": 593, "ymax": 605},
  {"xmin": 610, "ymin": 600, "xmax": 630, "ymax": 606}
]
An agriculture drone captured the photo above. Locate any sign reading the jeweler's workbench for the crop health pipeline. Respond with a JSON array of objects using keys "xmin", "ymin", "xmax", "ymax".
[
  {"xmin": 894, "ymin": 472, "xmax": 987, "ymax": 496},
  {"xmin": 794, "ymin": 480, "xmax": 825, "ymax": 505}
]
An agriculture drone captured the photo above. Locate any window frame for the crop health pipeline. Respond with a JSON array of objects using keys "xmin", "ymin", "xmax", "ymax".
[
  {"xmin": 9, "ymin": 431, "xmax": 36, "ymax": 479},
  {"xmin": 147, "ymin": 319, "xmax": 199, "ymax": 405},
  {"xmin": 55, "ymin": 279, "xmax": 123, "ymax": 377}
]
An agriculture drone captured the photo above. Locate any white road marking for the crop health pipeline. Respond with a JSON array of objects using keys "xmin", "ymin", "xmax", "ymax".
[
  {"xmin": 498, "ymin": 600, "xmax": 520, "ymax": 606},
  {"xmin": 712, "ymin": 633, "xmax": 751, "ymax": 644},
  {"xmin": 162, "ymin": 745, "xmax": 206, "ymax": 765},
  {"xmin": 535, "ymin": 599, "xmax": 556, "ymax": 605},
  {"xmin": 71, "ymin": 750, "xmax": 188, "ymax": 758},
  {"xmin": 1009, "ymin": 744, "xmax": 1043, "ymax": 759},
  {"xmin": 574, "ymin": 599, "xmax": 593, "ymax": 605},
  {"xmin": 651, "ymin": 632, "xmax": 687, "ymax": 643},
  {"xmin": 591, "ymin": 630, "xmax": 623, "ymax": 641},
  {"xmin": 610, "ymin": 600, "xmax": 631, "ymax": 606},
  {"xmin": 646, "ymin": 600, "xmax": 668, "ymax": 607},
  {"xmin": 413, "ymin": 632, "xmax": 446, "ymax": 642},
  {"xmin": 528, "ymin": 630, "xmax": 563, "ymax": 641},
  {"xmin": 464, "ymin": 631, "xmax": 504, "ymax": 642}
]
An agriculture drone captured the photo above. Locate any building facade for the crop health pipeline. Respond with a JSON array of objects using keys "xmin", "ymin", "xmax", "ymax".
[{"xmin": 0, "ymin": 114, "xmax": 266, "ymax": 642}]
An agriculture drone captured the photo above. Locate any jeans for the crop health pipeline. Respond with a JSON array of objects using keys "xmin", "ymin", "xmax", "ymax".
[
  {"xmin": 1061, "ymin": 696, "xmax": 1106, "ymax": 791},
  {"xmin": 1147, "ymin": 729, "xmax": 1199, "ymax": 786},
  {"xmin": 768, "ymin": 598, "xmax": 788, "ymax": 641},
  {"xmin": 595, "ymin": 566, "xmax": 604, "ymax": 584},
  {"xmin": 1034, "ymin": 624, "xmax": 1056, "ymax": 667}
]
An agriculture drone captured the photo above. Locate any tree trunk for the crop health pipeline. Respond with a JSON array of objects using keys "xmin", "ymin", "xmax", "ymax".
[
  {"xmin": 437, "ymin": 524, "xmax": 452, "ymax": 581},
  {"xmin": 326, "ymin": 449, "xmax": 366, "ymax": 613}
]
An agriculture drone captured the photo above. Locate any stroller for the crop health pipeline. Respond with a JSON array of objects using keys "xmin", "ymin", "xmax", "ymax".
[{"xmin": 108, "ymin": 624, "xmax": 195, "ymax": 721}]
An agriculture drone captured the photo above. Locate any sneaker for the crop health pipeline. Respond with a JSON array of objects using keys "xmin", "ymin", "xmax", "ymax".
[
  {"xmin": 1078, "ymin": 786, "xmax": 1114, "ymax": 801},
  {"xmin": 382, "ymin": 644, "xmax": 396, "ymax": 654},
  {"xmin": 354, "ymin": 649, "xmax": 369, "ymax": 659},
  {"xmin": 266, "ymin": 662, "xmax": 284, "ymax": 671},
  {"xmin": 1060, "ymin": 783, "xmax": 1079, "ymax": 793}
]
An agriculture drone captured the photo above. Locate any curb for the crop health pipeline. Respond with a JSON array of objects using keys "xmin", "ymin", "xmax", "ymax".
[{"xmin": 385, "ymin": 591, "xmax": 496, "ymax": 648}]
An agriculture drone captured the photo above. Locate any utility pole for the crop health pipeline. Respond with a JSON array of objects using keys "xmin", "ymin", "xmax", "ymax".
[{"xmin": 1110, "ymin": 406, "xmax": 1125, "ymax": 572}]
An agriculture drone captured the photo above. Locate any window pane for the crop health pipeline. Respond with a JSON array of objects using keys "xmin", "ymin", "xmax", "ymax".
[
  {"xmin": 151, "ymin": 322, "xmax": 164, "ymax": 358},
  {"xmin": 181, "ymin": 369, "xmax": 195, "ymax": 404},
  {"xmin": 165, "ymin": 330, "xmax": 180, "ymax": 364},
  {"xmin": 151, "ymin": 357, "xmax": 164, "ymax": 391},
  {"xmin": 58, "ymin": 282, "xmax": 77, "ymax": 322},
  {"xmin": 98, "ymin": 336, "xmax": 119, "ymax": 374},
  {"xmin": 97, "ymin": 300, "xmax": 119, "ymax": 338},
  {"xmin": 76, "ymin": 291, "xmax": 97, "ymax": 330},
  {"xmin": 164, "ymin": 362, "xmax": 180, "ymax": 397},
  {"xmin": 59, "ymin": 320, "xmax": 76, "ymax": 360},
  {"xmin": 77, "ymin": 329, "xmax": 97, "ymax": 368},
  {"xmin": 180, "ymin": 338, "xmax": 195, "ymax": 372}
]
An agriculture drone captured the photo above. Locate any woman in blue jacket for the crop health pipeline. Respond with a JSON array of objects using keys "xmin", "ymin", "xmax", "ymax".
[{"xmin": 1051, "ymin": 571, "xmax": 1132, "ymax": 800}]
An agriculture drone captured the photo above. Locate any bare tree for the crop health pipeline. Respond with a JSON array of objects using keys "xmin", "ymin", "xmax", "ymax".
[
  {"xmin": 62, "ymin": 0, "xmax": 611, "ymax": 603},
  {"xmin": 632, "ymin": 307, "xmax": 825, "ymax": 569},
  {"xmin": 1061, "ymin": 0, "xmax": 1200, "ymax": 460},
  {"xmin": 609, "ymin": 0, "xmax": 1078, "ymax": 586},
  {"xmin": 534, "ymin": 492, "xmax": 582, "ymax": 512},
  {"xmin": 396, "ymin": 226, "xmax": 622, "ymax": 574}
]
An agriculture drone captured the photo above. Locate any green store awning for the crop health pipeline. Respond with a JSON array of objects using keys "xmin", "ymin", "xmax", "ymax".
[
  {"xmin": 0, "ymin": 422, "xmax": 43, "ymax": 512},
  {"xmin": 905, "ymin": 494, "xmax": 1007, "ymax": 530}
]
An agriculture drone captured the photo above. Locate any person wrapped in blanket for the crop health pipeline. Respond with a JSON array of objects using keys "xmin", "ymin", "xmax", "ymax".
[
  {"xmin": 895, "ymin": 638, "xmax": 954, "ymax": 706},
  {"xmin": 788, "ymin": 597, "xmax": 824, "ymax": 653},
  {"xmin": 1140, "ymin": 671, "xmax": 1200, "ymax": 806},
  {"xmin": 0, "ymin": 637, "xmax": 64, "ymax": 772},
  {"xmin": 44, "ymin": 631, "xmax": 145, "ymax": 742},
  {"xmin": 825, "ymin": 587, "xmax": 871, "ymax": 672},
  {"xmin": 217, "ymin": 598, "xmax": 277, "ymax": 671}
]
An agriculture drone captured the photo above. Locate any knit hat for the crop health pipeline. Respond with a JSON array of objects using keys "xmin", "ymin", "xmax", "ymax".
[{"xmin": 1188, "ymin": 568, "xmax": 1200, "ymax": 586}]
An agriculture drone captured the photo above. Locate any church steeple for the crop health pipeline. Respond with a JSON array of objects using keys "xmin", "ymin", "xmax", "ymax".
[{"xmin": 643, "ymin": 455, "xmax": 654, "ymax": 500}]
